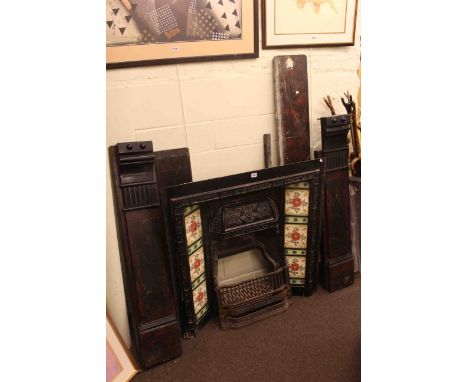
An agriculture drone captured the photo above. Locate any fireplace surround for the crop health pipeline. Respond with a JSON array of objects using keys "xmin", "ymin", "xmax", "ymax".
[
  {"xmin": 108, "ymin": 142, "xmax": 192, "ymax": 368},
  {"xmin": 162, "ymin": 159, "xmax": 324, "ymax": 338}
]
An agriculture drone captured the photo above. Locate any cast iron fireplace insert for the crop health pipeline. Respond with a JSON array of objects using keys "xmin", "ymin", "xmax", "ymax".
[{"xmin": 162, "ymin": 159, "xmax": 324, "ymax": 338}]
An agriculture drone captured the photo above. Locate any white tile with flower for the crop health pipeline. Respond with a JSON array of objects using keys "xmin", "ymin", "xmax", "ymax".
[
  {"xmin": 286, "ymin": 256, "xmax": 306, "ymax": 278},
  {"xmin": 284, "ymin": 223, "xmax": 308, "ymax": 249},
  {"xmin": 184, "ymin": 208, "xmax": 203, "ymax": 247},
  {"xmin": 285, "ymin": 188, "xmax": 309, "ymax": 216},
  {"xmin": 192, "ymin": 280, "xmax": 208, "ymax": 314},
  {"xmin": 189, "ymin": 247, "xmax": 205, "ymax": 283}
]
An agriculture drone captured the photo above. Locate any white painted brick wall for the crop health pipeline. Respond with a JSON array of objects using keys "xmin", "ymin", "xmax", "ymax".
[{"xmin": 107, "ymin": 7, "xmax": 360, "ymax": 345}]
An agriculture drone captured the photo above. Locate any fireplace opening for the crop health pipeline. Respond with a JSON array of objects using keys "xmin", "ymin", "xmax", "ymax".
[
  {"xmin": 204, "ymin": 197, "xmax": 291, "ymax": 329},
  {"xmin": 210, "ymin": 234, "xmax": 289, "ymax": 329},
  {"xmin": 217, "ymin": 248, "xmax": 272, "ymax": 287}
]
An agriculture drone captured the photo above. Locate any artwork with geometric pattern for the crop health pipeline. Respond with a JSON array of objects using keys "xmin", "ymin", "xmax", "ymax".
[{"xmin": 106, "ymin": 0, "xmax": 243, "ymax": 46}]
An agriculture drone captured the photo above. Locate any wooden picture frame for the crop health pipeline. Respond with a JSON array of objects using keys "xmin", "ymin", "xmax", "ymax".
[
  {"xmin": 106, "ymin": 314, "xmax": 139, "ymax": 382},
  {"xmin": 262, "ymin": 0, "xmax": 358, "ymax": 49},
  {"xmin": 106, "ymin": 0, "xmax": 259, "ymax": 69}
]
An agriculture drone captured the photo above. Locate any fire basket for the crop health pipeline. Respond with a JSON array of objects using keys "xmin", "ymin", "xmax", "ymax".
[{"xmin": 215, "ymin": 265, "xmax": 290, "ymax": 329}]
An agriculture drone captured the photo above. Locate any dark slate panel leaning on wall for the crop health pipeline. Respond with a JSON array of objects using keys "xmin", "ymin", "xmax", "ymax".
[{"xmin": 273, "ymin": 55, "xmax": 311, "ymax": 165}]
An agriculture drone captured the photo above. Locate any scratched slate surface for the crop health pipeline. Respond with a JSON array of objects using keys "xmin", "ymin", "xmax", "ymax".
[{"xmin": 273, "ymin": 55, "xmax": 311, "ymax": 165}]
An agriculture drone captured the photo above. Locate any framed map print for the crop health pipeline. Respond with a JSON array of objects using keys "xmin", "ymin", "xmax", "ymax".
[
  {"xmin": 107, "ymin": 0, "xmax": 258, "ymax": 68},
  {"xmin": 262, "ymin": 0, "xmax": 358, "ymax": 48}
]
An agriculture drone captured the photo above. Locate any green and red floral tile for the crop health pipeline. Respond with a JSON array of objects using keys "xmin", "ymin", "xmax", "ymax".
[
  {"xmin": 284, "ymin": 182, "xmax": 310, "ymax": 286},
  {"xmin": 184, "ymin": 205, "xmax": 209, "ymax": 323},
  {"xmin": 184, "ymin": 207, "xmax": 203, "ymax": 247},
  {"xmin": 189, "ymin": 247, "xmax": 205, "ymax": 284},
  {"xmin": 284, "ymin": 224, "xmax": 308, "ymax": 249},
  {"xmin": 286, "ymin": 256, "xmax": 306, "ymax": 279},
  {"xmin": 285, "ymin": 188, "xmax": 309, "ymax": 216},
  {"xmin": 192, "ymin": 280, "xmax": 208, "ymax": 316}
]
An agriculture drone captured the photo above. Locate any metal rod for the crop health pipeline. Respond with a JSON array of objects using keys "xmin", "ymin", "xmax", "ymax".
[{"xmin": 263, "ymin": 134, "xmax": 272, "ymax": 169}]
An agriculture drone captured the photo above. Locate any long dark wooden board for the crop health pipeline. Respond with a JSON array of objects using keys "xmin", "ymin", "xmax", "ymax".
[
  {"xmin": 319, "ymin": 115, "xmax": 354, "ymax": 292},
  {"xmin": 273, "ymin": 55, "xmax": 311, "ymax": 165},
  {"xmin": 109, "ymin": 142, "xmax": 192, "ymax": 368}
]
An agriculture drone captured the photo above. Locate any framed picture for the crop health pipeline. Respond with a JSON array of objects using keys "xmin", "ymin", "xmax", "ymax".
[
  {"xmin": 262, "ymin": 0, "xmax": 358, "ymax": 48},
  {"xmin": 106, "ymin": 314, "xmax": 139, "ymax": 382},
  {"xmin": 106, "ymin": 0, "xmax": 259, "ymax": 69}
]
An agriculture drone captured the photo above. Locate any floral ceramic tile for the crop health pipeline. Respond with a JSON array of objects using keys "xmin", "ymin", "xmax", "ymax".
[
  {"xmin": 285, "ymin": 188, "xmax": 309, "ymax": 216},
  {"xmin": 184, "ymin": 205, "xmax": 199, "ymax": 215},
  {"xmin": 189, "ymin": 247, "xmax": 205, "ymax": 283},
  {"xmin": 187, "ymin": 237, "xmax": 203, "ymax": 255},
  {"xmin": 195, "ymin": 303, "xmax": 209, "ymax": 322},
  {"xmin": 192, "ymin": 280, "xmax": 208, "ymax": 314},
  {"xmin": 285, "ymin": 216, "xmax": 308, "ymax": 224},
  {"xmin": 185, "ymin": 207, "xmax": 203, "ymax": 247},
  {"xmin": 288, "ymin": 182, "xmax": 309, "ymax": 189},
  {"xmin": 290, "ymin": 278, "xmax": 305, "ymax": 285},
  {"xmin": 284, "ymin": 224, "xmax": 308, "ymax": 249},
  {"xmin": 286, "ymin": 256, "xmax": 306, "ymax": 279},
  {"xmin": 285, "ymin": 249, "xmax": 307, "ymax": 256}
]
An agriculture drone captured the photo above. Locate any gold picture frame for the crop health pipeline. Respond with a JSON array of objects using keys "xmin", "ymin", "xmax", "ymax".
[
  {"xmin": 106, "ymin": 0, "xmax": 259, "ymax": 69},
  {"xmin": 262, "ymin": 0, "xmax": 358, "ymax": 48},
  {"xmin": 106, "ymin": 314, "xmax": 139, "ymax": 382}
]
